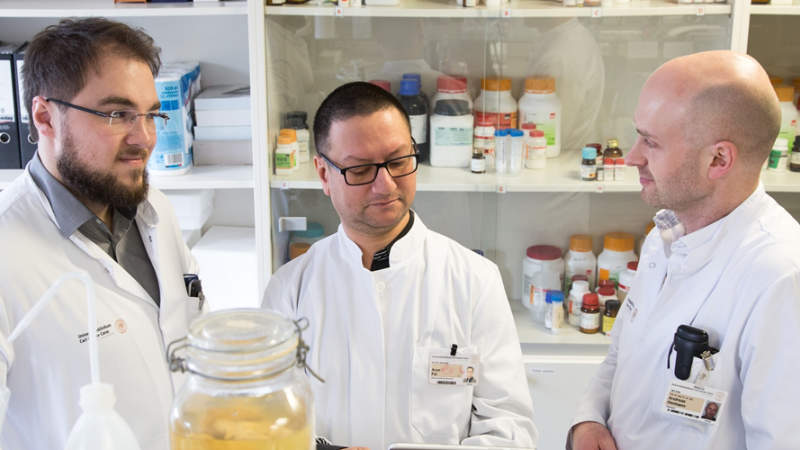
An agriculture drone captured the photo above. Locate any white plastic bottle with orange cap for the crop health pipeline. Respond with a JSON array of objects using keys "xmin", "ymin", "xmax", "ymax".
[
  {"xmin": 597, "ymin": 232, "xmax": 637, "ymax": 288},
  {"xmin": 518, "ymin": 76, "xmax": 562, "ymax": 158}
]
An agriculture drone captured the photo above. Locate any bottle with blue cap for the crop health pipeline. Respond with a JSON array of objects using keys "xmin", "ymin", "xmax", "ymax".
[
  {"xmin": 398, "ymin": 75, "xmax": 429, "ymax": 162},
  {"xmin": 508, "ymin": 129, "xmax": 525, "ymax": 175},
  {"xmin": 545, "ymin": 290, "xmax": 565, "ymax": 333},
  {"xmin": 494, "ymin": 129, "xmax": 510, "ymax": 174},
  {"xmin": 581, "ymin": 146, "xmax": 597, "ymax": 181}
]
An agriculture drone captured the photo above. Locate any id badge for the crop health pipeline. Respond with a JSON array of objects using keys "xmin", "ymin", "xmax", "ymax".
[
  {"xmin": 663, "ymin": 379, "xmax": 727, "ymax": 425},
  {"xmin": 429, "ymin": 349, "xmax": 479, "ymax": 386}
]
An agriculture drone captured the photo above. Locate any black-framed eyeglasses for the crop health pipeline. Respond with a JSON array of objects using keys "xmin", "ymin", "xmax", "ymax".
[
  {"xmin": 46, "ymin": 97, "xmax": 169, "ymax": 133},
  {"xmin": 318, "ymin": 140, "xmax": 419, "ymax": 186}
]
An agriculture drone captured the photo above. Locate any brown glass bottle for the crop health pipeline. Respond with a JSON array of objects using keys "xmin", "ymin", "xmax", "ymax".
[{"xmin": 580, "ymin": 293, "xmax": 601, "ymax": 334}]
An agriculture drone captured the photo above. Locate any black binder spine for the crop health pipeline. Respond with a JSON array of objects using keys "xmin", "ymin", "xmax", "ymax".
[
  {"xmin": 13, "ymin": 43, "xmax": 35, "ymax": 168},
  {"xmin": 0, "ymin": 43, "xmax": 21, "ymax": 169}
]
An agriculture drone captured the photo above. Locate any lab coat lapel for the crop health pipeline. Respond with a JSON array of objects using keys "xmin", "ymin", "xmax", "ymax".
[{"xmin": 336, "ymin": 229, "xmax": 387, "ymax": 448}]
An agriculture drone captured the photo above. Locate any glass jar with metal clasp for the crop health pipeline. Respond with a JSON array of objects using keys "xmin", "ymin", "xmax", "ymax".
[{"xmin": 167, "ymin": 308, "xmax": 321, "ymax": 450}]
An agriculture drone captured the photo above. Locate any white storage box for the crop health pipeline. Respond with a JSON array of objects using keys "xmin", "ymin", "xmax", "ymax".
[
  {"xmin": 191, "ymin": 226, "xmax": 258, "ymax": 310},
  {"xmin": 165, "ymin": 189, "xmax": 215, "ymax": 230}
]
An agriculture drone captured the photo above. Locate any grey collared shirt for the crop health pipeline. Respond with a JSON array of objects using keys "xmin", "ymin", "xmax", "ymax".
[{"xmin": 29, "ymin": 154, "xmax": 161, "ymax": 306}]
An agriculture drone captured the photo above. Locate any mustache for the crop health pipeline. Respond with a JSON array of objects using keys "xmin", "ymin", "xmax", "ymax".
[{"xmin": 117, "ymin": 148, "xmax": 149, "ymax": 159}]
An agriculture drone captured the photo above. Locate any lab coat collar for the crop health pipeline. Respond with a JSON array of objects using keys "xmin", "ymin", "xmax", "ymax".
[
  {"xmin": 664, "ymin": 184, "xmax": 766, "ymax": 274},
  {"xmin": 336, "ymin": 210, "xmax": 426, "ymax": 270}
]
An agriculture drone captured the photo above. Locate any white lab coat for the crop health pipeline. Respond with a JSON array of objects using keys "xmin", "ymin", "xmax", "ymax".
[
  {"xmin": 572, "ymin": 185, "xmax": 800, "ymax": 450},
  {"xmin": 263, "ymin": 215, "xmax": 537, "ymax": 450},
  {"xmin": 0, "ymin": 170, "xmax": 200, "ymax": 450}
]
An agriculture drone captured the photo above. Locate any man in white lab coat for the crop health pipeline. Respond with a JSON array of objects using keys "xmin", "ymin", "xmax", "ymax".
[
  {"xmin": 0, "ymin": 19, "xmax": 199, "ymax": 449},
  {"xmin": 263, "ymin": 82, "xmax": 537, "ymax": 450},
  {"xmin": 569, "ymin": 51, "xmax": 800, "ymax": 449}
]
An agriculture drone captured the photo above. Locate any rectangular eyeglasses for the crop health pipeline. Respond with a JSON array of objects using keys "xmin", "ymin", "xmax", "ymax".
[
  {"xmin": 46, "ymin": 97, "xmax": 169, "ymax": 133},
  {"xmin": 318, "ymin": 140, "xmax": 419, "ymax": 186}
]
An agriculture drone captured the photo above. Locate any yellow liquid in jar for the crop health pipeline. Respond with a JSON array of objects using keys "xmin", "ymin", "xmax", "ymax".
[{"xmin": 171, "ymin": 390, "xmax": 312, "ymax": 450}]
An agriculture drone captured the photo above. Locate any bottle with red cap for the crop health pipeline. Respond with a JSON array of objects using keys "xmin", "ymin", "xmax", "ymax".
[
  {"xmin": 580, "ymin": 293, "xmax": 601, "ymax": 334},
  {"xmin": 431, "ymin": 75, "xmax": 472, "ymax": 113}
]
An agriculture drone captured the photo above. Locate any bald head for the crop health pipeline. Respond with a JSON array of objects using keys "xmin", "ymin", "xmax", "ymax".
[{"xmin": 646, "ymin": 51, "xmax": 781, "ymax": 169}]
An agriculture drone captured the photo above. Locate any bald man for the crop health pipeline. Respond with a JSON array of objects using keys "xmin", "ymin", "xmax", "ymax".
[{"xmin": 568, "ymin": 51, "xmax": 800, "ymax": 450}]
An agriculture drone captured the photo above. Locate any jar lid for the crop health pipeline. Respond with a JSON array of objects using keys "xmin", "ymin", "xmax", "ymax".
[
  {"xmin": 481, "ymin": 77, "xmax": 512, "ymax": 91},
  {"xmin": 399, "ymin": 78, "xmax": 421, "ymax": 96},
  {"xmin": 569, "ymin": 234, "xmax": 593, "ymax": 252},
  {"xmin": 605, "ymin": 299, "xmax": 620, "ymax": 313},
  {"xmin": 775, "ymin": 85, "xmax": 794, "ymax": 102},
  {"xmin": 292, "ymin": 222, "xmax": 324, "ymax": 239},
  {"xmin": 495, "ymin": 129, "xmax": 509, "ymax": 137},
  {"xmin": 598, "ymin": 286, "xmax": 616, "ymax": 296},
  {"xmin": 524, "ymin": 76, "xmax": 555, "ymax": 93},
  {"xmin": 183, "ymin": 309, "xmax": 299, "ymax": 380},
  {"xmin": 434, "ymin": 99, "xmax": 471, "ymax": 116},
  {"xmin": 604, "ymin": 232, "xmax": 635, "ymax": 252},
  {"xmin": 521, "ymin": 123, "xmax": 536, "ymax": 130},
  {"xmin": 607, "ymin": 138, "xmax": 619, "ymax": 148},
  {"xmin": 546, "ymin": 290, "xmax": 564, "ymax": 303},
  {"xmin": 279, "ymin": 128, "xmax": 297, "ymax": 139},
  {"xmin": 277, "ymin": 135, "xmax": 294, "ymax": 145},
  {"xmin": 369, "ymin": 79, "xmax": 391, "ymax": 92},
  {"xmin": 509, "ymin": 129, "xmax": 524, "ymax": 137},
  {"xmin": 582, "ymin": 292, "xmax": 599, "ymax": 307},
  {"xmin": 437, "ymin": 75, "xmax": 467, "ymax": 93},
  {"xmin": 627, "ymin": 261, "xmax": 639, "ymax": 271},
  {"xmin": 526, "ymin": 245, "xmax": 562, "ymax": 261},
  {"xmin": 531, "ymin": 130, "xmax": 544, "ymax": 138},
  {"xmin": 582, "ymin": 147, "xmax": 597, "ymax": 159},
  {"xmin": 284, "ymin": 111, "xmax": 308, "ymax": 129}
]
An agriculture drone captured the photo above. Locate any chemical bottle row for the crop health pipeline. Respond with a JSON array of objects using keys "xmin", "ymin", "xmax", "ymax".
[{"xmin": 522, "ymin": 232, "xmax": 642, "ymax": 334}]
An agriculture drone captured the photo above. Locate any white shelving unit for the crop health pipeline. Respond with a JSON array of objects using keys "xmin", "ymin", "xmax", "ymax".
[
  {"xmin": 0, "ymin": 1, "xmax": 248, "ymax": 17},
  {"xmin": 750, "ymin": 2, "xmax": 800, "ymax": 14}
]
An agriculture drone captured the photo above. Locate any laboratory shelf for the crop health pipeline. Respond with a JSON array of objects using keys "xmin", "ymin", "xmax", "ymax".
[
  {"xmin": 0, "ymin": 165, "xmax": 253, "ymax": 191},
  {"xmin": 151, "ymin": 165, "xmax": 254, "ymax": 190},
  {"xmin": 271, "ymin": 155, "xmax": 800, "ymax": 193},
  {"xmin": 0, "ymin": 0, "xmax": 248, "ymax": 18},
  {"xmin": 512, "ymin": 300, "xmax": 612, "ymax": 346},
  {"xmin": 750, "ymin": 2, "xmax": 800, "ymax": 14},
  {"xmin": 266, "ymin": 0, "xmax": 729, "ymax": 18}
]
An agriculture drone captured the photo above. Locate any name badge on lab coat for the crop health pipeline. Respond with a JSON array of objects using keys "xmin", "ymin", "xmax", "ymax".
[
  {"xmin": 429, "ymin": 349, "xmax": 479, "ymax": 386},
  {"xmin": 663, "ymin": 379, "xmax": 727, "ymax": 425}
]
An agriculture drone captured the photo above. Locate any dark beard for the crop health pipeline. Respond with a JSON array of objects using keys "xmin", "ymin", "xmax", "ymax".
[{"xmin": 56, "ymin": 134, "xmax": 149, "ymax": 209}]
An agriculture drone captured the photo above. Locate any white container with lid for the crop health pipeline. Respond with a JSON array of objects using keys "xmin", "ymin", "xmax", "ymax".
[
  {"xmin": 518, "ymin": 76, "xmax": 562, "ymax": 158},
  {"xmin": 474, "ymin": 78, "xmax": 517, "ymax": 130},
  {"xmin": 522, "ymin": 245, "xmax": 564, "ymax": 325},
  {"xmin": 564, "ymin": 234, "xmax": 597, "ymax": 292},
  {"xmin": 431, "ymin": 75, "xmax": 472, "ymax": 112},
  {"xmin": 430, "ymin": 99, "xmax": 474, "ymax": 168},
  {"xmin": 567, "ymin": 279, "xmax": 590, "ymax": 327},
  {"xmin": 598, "ymin": 232, "xmax": 637, "ymax": 287},
  {"xmin": 617, "ymin": 260, "xmax": 638, "ymax": 302},
  {"xmin": 776, "ymin": 86, "xmax": 798, "ymax": 145}
]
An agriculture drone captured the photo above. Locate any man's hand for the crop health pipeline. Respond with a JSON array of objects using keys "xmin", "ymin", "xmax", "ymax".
[{"xmin": 571, "ymin": 421, "xmax": 618, "ymax": 450}]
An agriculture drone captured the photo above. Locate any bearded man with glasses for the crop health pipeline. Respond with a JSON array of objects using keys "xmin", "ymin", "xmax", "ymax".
[
  {"xmin": 263, "ymin": 82, "xmax": 537, "ymax": 450},
  {"xmin": 0, "ymin": 18, "xmax": 200, "ymax": 449}
]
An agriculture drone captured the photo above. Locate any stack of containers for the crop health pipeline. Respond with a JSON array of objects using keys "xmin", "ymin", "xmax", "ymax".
[
  {"xmin": 150, "ymin": 62, "xmax": 201, "ymax": 176},
  {"xmin": 193, "ymin": 84, "xmax": 252, "ymax": 165}
]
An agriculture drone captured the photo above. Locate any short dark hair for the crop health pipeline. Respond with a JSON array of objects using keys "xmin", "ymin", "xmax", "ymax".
[
  {"xmin": 313, "ymin": 81, "xmax": 410, "ymax": 155},
  {"xmin": 23, "ymin": 17, "xmax": 161, "ymax": 141}
]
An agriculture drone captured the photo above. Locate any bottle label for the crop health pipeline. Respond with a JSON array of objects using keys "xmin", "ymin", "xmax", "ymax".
[
  {"xmin": 602, "ymin": 315, "xmax": 616, "ymax": 334},
  {"xmin": 580, "ymin": 312, "xmax": 600, "ymax": 330},
  {"xmin": 275, "ymin": 149, "xmax": 296, "ymax": 169},
  {"xmin": 791, "ymin": 152, "xmax": 800, "ymax": 165},
  {"xmin": 581, "ymin": 164, "xmax": 597, "ymax": 180},
  {"xmin": 409, "ymin": 114, "xmax": 427, "ymax": 144},
  {"xmin": 475, "ymin": 111, "xmax": 517, "ymax": 130},
  {"xmin": 471, "ymin": 157, "xmax": 486, "ymax": 173},
  {"xmin": 434, "ymin": 126, "xmax": 472, "ymax": 146}
]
